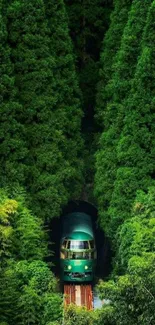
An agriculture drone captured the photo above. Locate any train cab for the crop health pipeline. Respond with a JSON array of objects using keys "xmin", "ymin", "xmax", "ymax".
[{"xmin": 60, "ymin": 232, "xmax": 97, "ymax": 282}]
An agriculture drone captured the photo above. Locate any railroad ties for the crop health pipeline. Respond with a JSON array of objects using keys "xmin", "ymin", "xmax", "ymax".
[{"xmin": 64, "ymin": 284, "xmax": 93, "ymax": 310}]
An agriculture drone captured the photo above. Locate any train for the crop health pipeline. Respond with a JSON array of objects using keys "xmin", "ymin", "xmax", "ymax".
[{"xmin": 60, "ymin": 212, "xmax": 97, "ymax": 282}]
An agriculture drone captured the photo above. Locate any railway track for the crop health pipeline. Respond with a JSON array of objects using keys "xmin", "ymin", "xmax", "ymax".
[{"xmin": 64, "ymin": 284, "xmax": 93, "ymax": 310}]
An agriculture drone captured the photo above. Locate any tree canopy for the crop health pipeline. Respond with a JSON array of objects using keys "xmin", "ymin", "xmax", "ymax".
[{"xmin": 0, "ymin": 0, "xmax": 155, "ymax": 323}]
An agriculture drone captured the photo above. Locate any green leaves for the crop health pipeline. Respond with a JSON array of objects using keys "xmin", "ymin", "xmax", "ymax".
[
  {"xmin": 0, "ymin": 189, "xmax": 46, "ymax": 262},
  {"xmin": 5, "ymin": 0, "xmax": 84, "ymax": 220},
  {"xmin": 95, "ymin": 3, "xmax": 155, "ymax": 323},
  {"xmin": 0, "ymin": 189, "xmax": 62, "ymax": 324},
  {"xmin": 0, "ymin": 194, "xmax": 18, "ymax": 260},
  {"xmin": 0, "ymin": 1, "xmax": 28, "ymax": 188},
  {"xmin": 95, "ymin": 0, "xmax": 154, "ymax": 238},
  {"xmin": 97, "ymin": 188, "xmax": 155, "ymax": 324}
]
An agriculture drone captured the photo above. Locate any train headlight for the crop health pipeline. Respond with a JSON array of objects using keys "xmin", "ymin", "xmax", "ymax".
[
  {"xmin": 85, "ymin": 265, "xmax": 88, "ymax": 270},
  {"xmin": 68, "ymin": 265, "xmax": 72, "ymax": 270}
]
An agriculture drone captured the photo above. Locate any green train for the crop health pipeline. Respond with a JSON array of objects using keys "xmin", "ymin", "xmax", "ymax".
[{"xmin": 60, "ymin": 212, "xmax": 97, "ymax": 282}]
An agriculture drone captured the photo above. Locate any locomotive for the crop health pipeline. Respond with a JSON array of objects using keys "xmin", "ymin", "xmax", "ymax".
[{"xmin": 60, "ymin": 212, "xmax": 96, "ymax": 282}]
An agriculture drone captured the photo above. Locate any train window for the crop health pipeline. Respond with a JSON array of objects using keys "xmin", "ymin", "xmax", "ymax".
[
  {"xmin": 89, "ymin": 240, "xmax": 95, "ymax": 249},
  {"xmin": 62, "ymin": 240, "xmax": 68, "ymax": 249},
  {"xmin": 83, "ymin": 241, "xmax": 89, "ymax": 249},
  {"xmin": 68, "ymin": 240, "xmax": 89, "ymax": 249}
]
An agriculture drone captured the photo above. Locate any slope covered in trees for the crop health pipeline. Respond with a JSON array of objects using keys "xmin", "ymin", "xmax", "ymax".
[
  {"xmin": 65, "ymin": 0, "xmax": 113, "ymax": 192},
  {"xmin": 95, "ymin": 0, "xmax": 132, "ymax": 125},
  {"xmin": 0, "ymin": 189, "xmax": 62, "ymax": 325},
  {"xmin": 94, "ymin": 1, "xmax": 155, "ymax": 323},
  {"xmin": 98, "ymin": 187, "xmax": 155, "ymax": 324},
  {"xmin": 65, "ymin": 0, "xmax": 113, "ymax": 130},
  {"xmin": 0, "ymin": 0, "xmax": 83, "ymax": 322},
  {"xmin": 0, "ymin": 0, "xmax": 28, "ymax": 187},
  {"xmin": 1, "ymin": 0, "xmax": 84, "ymax": 220},
  {"xmin": 95, "ymin": 0, "xmax": 133, "ymax": 233},
  {"xmin": 0, "ymin": 0, "xmax": 155, "ymax": 324},
  {"xmin": 95, "ymin": 0, "xmax": 153, "ymax": 237},
  {"xmin": 108, "ymin": 0, "xmax": 155, "ymax": 237}
]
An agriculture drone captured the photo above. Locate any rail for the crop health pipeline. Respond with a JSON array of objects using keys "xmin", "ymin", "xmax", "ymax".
[{"xmin": 64, "ymin": 284, "xmax": 93, "ymax": 310}]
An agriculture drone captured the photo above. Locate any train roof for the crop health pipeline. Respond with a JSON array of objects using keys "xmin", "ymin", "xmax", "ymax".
[
  {"xmin": 62, "ymin": 212, "xmax": 94, "ymax": 240},
  {"xmin": 65, "ymin": 231, "xmax": 93, "ymax": 241}
]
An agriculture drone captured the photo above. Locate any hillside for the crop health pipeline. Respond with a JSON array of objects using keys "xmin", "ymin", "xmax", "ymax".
[{"xmin": 0, "ymin": 1, "xmax": 155, "ymax": 324}]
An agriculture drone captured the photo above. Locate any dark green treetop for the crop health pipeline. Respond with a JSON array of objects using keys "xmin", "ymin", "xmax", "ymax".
[
  {"xmin": 95, "ymin": 0, "xmax": 152, "ymax": 236},
  {"xmin": 98, "ymin": 187, "xmax": 155, "ymax": 324},
  {"xmin": 7, "ymin": 0, "xmax": 83, "ymax": 220},
  {"xmin": 65, "ymin": 0, "xmax": 113, "ymax": 126},
  {"xmin": 0, "ymin": 0, "xmax": 28, "ymax": 188},
  {"xmin": 108, "ymin": 0, "xmax": 155, "ymax": 235},
  {"xmin": 118, "ymin": 187, "xmax": 155, "ymax": 271},
  {"xmin": 0, "ymin": 189, "xmax": 46, "ymax": 262},
  {"xmin": 0, "ymin": 189, "xmax": 62, "ymax": 324},
  {"xmin": 95, "ymin": 0, "xmax": 132, "ymax": 125}
]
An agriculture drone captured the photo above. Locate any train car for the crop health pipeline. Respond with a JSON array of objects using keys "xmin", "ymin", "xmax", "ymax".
[{"xmin": 60, "ymin": 212, "xmax": 97, "ymax": 282}]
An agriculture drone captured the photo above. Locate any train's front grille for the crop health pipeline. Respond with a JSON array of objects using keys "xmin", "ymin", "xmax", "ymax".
[{"xmin": 64, "ymin": 272, "xmax": 92, "ymax": 278}]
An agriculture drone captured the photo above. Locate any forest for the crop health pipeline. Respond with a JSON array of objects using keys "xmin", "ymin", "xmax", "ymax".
[{"xmin": 0, "ymin": 0, "xmax": 155, "ymax": 324}]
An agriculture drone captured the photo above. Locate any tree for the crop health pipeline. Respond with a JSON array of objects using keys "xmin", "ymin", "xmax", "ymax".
[
  {"xmin": 0, "ymin": 188, "xmax": 62, "ymax": 324},
  {"xmin": 95, "ymin": 0, "xmax": 133, "ymax": 233},
  {"xmin": 12, "ymin": 201, "xmax": 47, "ymax": 261},
  {"xmin": 95, "ymin": 0, "xmax": 132, "ymax": 125},
  {"xmin": 117, "ymin": 187, "xmax": 155, "ymax": 271},
  {"xmin": 7, "ymin": 0, "xmax": 83, "ymax": 220},
  {"xmin": 0, "ymin": 0, "xmax": 28, "ymax": 188},
  {"xmin": 0, "ymin": 260, "xmax": 62, "ymax": 325},
  {"xmin": 98, "ymin": 187, "xmax": 155, "ymax": 324},
  {"xmin": 0, "ymin": 188, "xmax": 47, "ymax": 262},
  {"xmin": 95, "ymin": 0, "xmax": 153, "ymax": 236},
  {"xmin": 98, "ymin": 257, "xmax": 155, "ymax": 325},
  {"xmin": 16, "ymin": 261, "xmax": 62, "ymax": 325},
  {"xmin": 41, "ymin": 293, "xmax": 62, "ymax": 324},
  {"xmin": 108, "ymin": 0, "xmax": 155, "ymax": 234},
  {"xmin": 65, "ymin": 0, "xmax": 113, "ymax": 128},
  {"xmin": 0, "ymin": 190, "xmax": 18, "ymax": 263},
  {"xmin": 44, "ymin": 0, "xmax": 84, "ymax": 198},
  {"xmin": 64, "ymin": 304, "xmax": 94, "ymax": 325}
]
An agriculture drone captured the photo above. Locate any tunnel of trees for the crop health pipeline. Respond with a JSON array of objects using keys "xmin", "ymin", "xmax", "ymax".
[{"xmin": 0, "ymin": 0, "xmax": 155, "ymax": 324}]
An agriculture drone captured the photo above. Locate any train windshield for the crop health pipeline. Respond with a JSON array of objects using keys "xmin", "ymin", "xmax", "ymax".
[
  {"xmin": 61, "ymin": 250, "xmax": 96, "ymax": 260},
  {"xmin": 68, "ymin": 241, "xmax": 89, "ymax": 249},
  {"xmin": 61, "ymin": 240, "xmax": 95, "ymax": 250}
]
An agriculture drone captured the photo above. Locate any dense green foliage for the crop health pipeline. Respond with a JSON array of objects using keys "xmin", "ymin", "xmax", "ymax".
[
  {"xmin": 65, "ymin": 0, "xmax": 113, "ymax": 127},
  {"xmin": 65, "ymin": 0, "xmax": 113, "ymax": 193},
  {"xmin": 0, "ymin": 0, "xmax": 155, "ymax": 323},
  {"xmin": 94, "ymin": 1, "xmax": 155, "ymax": 324},
  {"xmin": 109, "ymin": 0, "xmax": 155, "ymax": 233},
  {"xmin": 0, "ymin": 0, "xmax": 84, "ymax": 220},
  {"xmin": 0, "ymin": 190, "xmax": 62, "ymax": 324},
  {"xmin": 95, "ymin": 0, "xmax": 154, "ymax": 236},
  {"xmin": 95, "ymin": 0, "xmax": 133, "ymax": 233},
  {"xmin": 0, "ymin": 0, "xmax": 28, "ymax": 186},
  {"xmin": 64, "ymin": 304, "xmax": 115, "ymax": 325},
  {"xmin": 98, "ymin": 188, "xmax": 155, "ymax": 324},
  {"xmin": 95, "ymin": 0, "xmax": 132, "ymax": 124}
]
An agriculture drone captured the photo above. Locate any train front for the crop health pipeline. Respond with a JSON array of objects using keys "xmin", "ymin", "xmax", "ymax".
[{"xmin": 60, "ymin": 232, "xmax": 96, "ymax": 282}]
